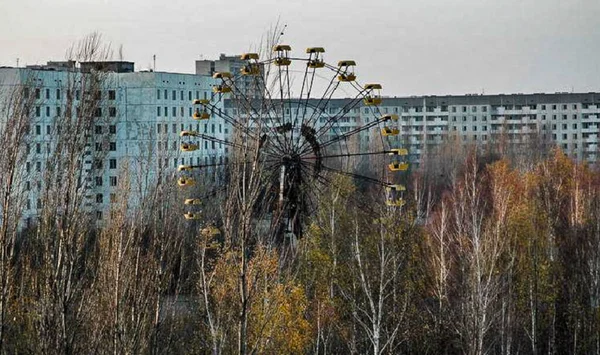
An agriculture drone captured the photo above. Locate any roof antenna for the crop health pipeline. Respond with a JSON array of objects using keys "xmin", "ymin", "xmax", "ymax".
[
  {"xmin": 153, "ymin": 54, "xmax": 156, "ymax": 72},
  {"xmin": 16, "ymin": 58, "xmax": 19, "ymax": 68}
]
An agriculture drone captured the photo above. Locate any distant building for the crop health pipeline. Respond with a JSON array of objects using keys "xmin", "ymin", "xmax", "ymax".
[
  {"xmin": 223, "ymin": 93, "xmax": 600, "ymax": 165},
  {"xmin": 196, "ymin": 54, "xmax": 264, "ymax": 98}
]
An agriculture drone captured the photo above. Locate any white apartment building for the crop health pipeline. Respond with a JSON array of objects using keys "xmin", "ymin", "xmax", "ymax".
[
  {"xmin": 306, "ymin": 94, "xmax": 600, "ymax": 165},
  {"xmin": 0, "ymin": 62, "xmax": 226, "ymax": 225}
]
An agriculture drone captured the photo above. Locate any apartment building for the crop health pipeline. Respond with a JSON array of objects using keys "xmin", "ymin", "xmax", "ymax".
[
  {"xmin": 307, "ymin": 93, "xmax": 600, "ymax": 164},
  {"xmin": 0, "ymin": 62, "xmax": 226, "ymax": 225}
]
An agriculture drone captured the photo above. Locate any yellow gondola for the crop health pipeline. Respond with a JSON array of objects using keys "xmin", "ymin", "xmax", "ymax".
[
  {"xmin": 201, "ymin": 225, "xmax": 220, "ymax": 237},
  {"xmin": 180, "ymin": 130, "xmax": 199, "ymax": 137},
  {"xmin": 306, "ymin": 47, "xmax": 325, "ymax": 53},
  {"xmin": 184, "ymin": 198, "xmax": 202, "ymax": 205},
  {"xmin": 388, "ymin": 162, "xmax": 409, "ymax": 172},
  {"xmin": 274, "ymin": 57, "xmax": 291, "ymax": 66},
  {"xmin": 308, "ymin": 59, "xmax": 325, "ymax": 68},
  {"xmin": 177, "ymin": 177, "xmax": 195, "ymax": 187},
  {"xmin": 181, "ymin": 143, "xmax": 198, "ymax": 152},
  {"xmin": 363, "ymin": 84, "xmax": 382, "ymax": 106},
  {"xmin": 273, "ymin": 44, "xmax": 292, "ymax": 66},
  {"xmin": 212, "ymin": 85, "xmax": 232, "ymax": 94},
  {"xmin": 338, "ymin": 60, "xmax": 356, "ymax": 82},
  {"xmin": 240, "ymin": 53, "xmax": 259, "ymax": 60},
  {"xmin": 386, "ymin": 198, "xmax": 406, "ymax": 207},
  {"xmin": 212, "ymin": 72, "xmax": 232, "ymax": 79},
  {"xmin": 178, "ymin": 165, "xmax": 194, "ymax": 172},
  {"xmin": 388, "ymin": 148, "xmax": 408, "ymax": 156},
  {"xmin": 381, "ymin": 114, "xmax": 399, "ymax": 122},
  {"xmin": 306, "ymin": 47, "xmax": 325, "ymax": 68},
  {"xmin": 193, "ymin": 110, "xmax": 210, "ymax": 120},
  {"xmin": 241, "ymin": 63, "xmax": 261, "ymax": 75},
  {"xmin": 184, "ymin": 212, "xmax": 201, "ymax": 220},
  {"xmin": 364, "ymin": 96, "xmax": 383, "ymax": 106},
  {"xmin": 386, "ymin": 184, "xmax": 406, "ymax": 192},
  {"xmin": 382, "ymin": 127, "xmax": 399, "ymax": 136},
  {"xmin": 193, "ymin": 99, "xmax": 210, "ymax": 105}
]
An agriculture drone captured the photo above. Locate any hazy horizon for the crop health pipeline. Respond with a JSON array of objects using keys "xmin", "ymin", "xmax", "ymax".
[{"xmin": 1, "ymin": 0, "xmax": 599, "ymax": 96}]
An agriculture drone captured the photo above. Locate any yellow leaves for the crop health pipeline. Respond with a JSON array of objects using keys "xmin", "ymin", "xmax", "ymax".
[{"xmin": 250, "ymin": 283, "xmax": 311, "ymax": 354}]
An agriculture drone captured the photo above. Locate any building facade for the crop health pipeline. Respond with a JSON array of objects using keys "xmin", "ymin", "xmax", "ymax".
[{"xmin": 0, "ymin": 63, "xmax": 226, "ymax": 226}]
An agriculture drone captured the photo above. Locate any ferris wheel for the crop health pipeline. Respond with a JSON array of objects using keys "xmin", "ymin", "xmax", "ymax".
[{"xmin": 177, "ymin": 44, "xmax": 409, "ymax": 239}]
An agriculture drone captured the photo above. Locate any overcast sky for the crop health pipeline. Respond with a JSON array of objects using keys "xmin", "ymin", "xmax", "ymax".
[{"xmin": 1, "ymin": 0, "xmax": 599, "ymax": 96}]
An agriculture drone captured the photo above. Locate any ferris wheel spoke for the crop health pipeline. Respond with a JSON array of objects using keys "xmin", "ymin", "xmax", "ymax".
[
  {"xmin": 315, "ymin": 116, "xmax": 392, "ymax": 152},
  {"xmin": 312, "ymin": 91, "xmax": 366, "ymax": 138},
  {"xmin": 302, "ymin": 150, "xmax": 390, "ymax": 160},
  {"xmin": 302, "ymin": 159, "xmax": 389, "ymax": 187},
  {"xmin": 300, "ymin": 66, "xmax": 341, "ymax": 130}
]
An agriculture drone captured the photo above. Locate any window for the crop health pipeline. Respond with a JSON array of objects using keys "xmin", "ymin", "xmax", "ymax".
[
  {"xmin": 95, "ymin": 142, "xmax": 102, "ymax": 152},
  {"xmin": 46, "ymin": 125, "xmax": 51, "ymax": 134},
  {"xmin": 573, "ymin": 104, "xmax": 577, "ymax": 109},
  {"xmin": 46, "ymin": 106, "xmax": 50, "ymax": 117},
  {"xmin": 109, "ymin": 159, "xmax": 117, "ymax": 169},
  {"xmin": 35, "ymin": 88, "xmax": 40, "ymax": 99},
  {"xmin": 109, "ymin": 125, "xmax": 116, "ymax": 134},
  {"xmin": 172, "ymin": 124, "xmax": 177, "ymax": 134},
  {"xmin": 109, "ymin": 142, "xmax": 116, "ymax": 151},
  {"xmin": 157, "ymin": 89, "xmax": 161, "ymax": 100},
  {"xmin": 35, "ymin": 106, "xmax": 40, "ymax": 117},
  {"xmin": 96, "ymin": 211, "xmax": 102, "ymax": 220},
  {"xmin": 56, "ymin": 89, "xmax": 61, "ymax": 100},
  {"xmin": 562, "ymin": 104, "xmax": 567, "ymax": 110},
  {"xmin": 95, "ymin": 108, "xmax": 102, "ymax": 117},
  {"xmin": 572, "ymin": 123, "xmax": 577, "ymax": 129},
  {"xmin": 541, "ymin": 105, "xmax": 546, "ymax": 110},
  {"xmin": 56, "ymin": 106, "xmax": 61, "ymax": 116},
  {"xmin": 95, "ymin": 176, "xmax": 103, "ymax": 186},
  {"xmin": 172, "ymin": 90, "xmax": 176, "ymax": 100},
  {"xmin": 36, "ymin": 125, "xmax": 41, "ymax": 135},
  {"xmin": 172, "ymin": 107, "xmax": 176, "ymax": 117},
  {"xmin": 109, "ymin": 107, "xmax": 116, "ymax": 117},
  {"xmin": 108, "ymin": 90, "xmax": 116, "ymax": 100},
  {"xmin": 156, "ymin": 124, "xmax": 161, "ymax": 134},
  {"xmin": 36, "ymin": 143, "xmax": 41, "ymax": 154},
  {"xmin": 157, "ymin": 106, "xmax": 161, "ymax": 116},
  {"xmin": 164, "ymin": 107, "xmax": 168, "ymax": 117},
  {"xmin": 95, "ymin": 125, "xmax": 102, "ymax": 134},
  {"xmin": 96, "ymin": 194, "xmax": 103, "ymax": 203},
  {"xmin": 94, "ymin": 159, "xmax": 103, "ymax": 169},
  {"xmin": 180, "ymin": 90, "xmax": 184, "ymax": 100},
  {"xmin": 188, "ymin": 91, "xmax": 192, "ymax": 101},
  {"xmin": 45, "ymin": 89, "xmax": 50, "ymax": 99},
  {"xmin": 36, "ymin": 162, "xmax": 41, "ymax": 172}
]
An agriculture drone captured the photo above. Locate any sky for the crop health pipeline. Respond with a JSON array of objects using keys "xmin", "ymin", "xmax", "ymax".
[{"xmin": 1, "ymin": 0, "xmax": 599, "ymax": 96}]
